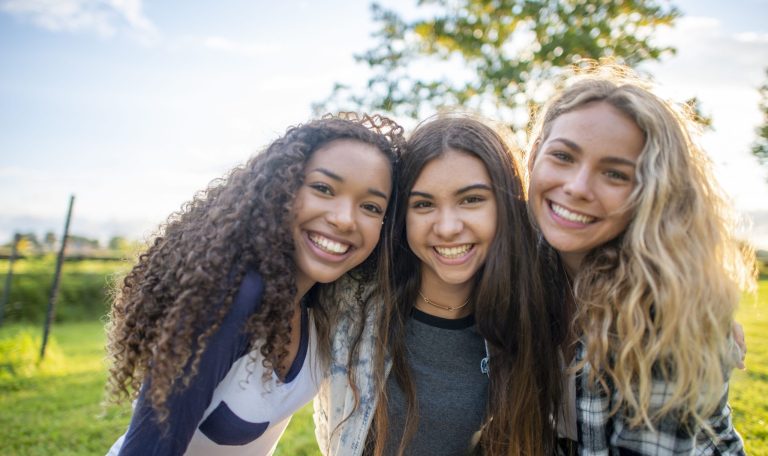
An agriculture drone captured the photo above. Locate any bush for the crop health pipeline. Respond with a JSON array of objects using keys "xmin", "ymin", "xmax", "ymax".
[
  {"xmin": 0, "ymin": 329, "xmax": 66, "ymax": 386},
  {"xmin": 0, "ymin": 257, "xmax": 130, "ymax": 323}
]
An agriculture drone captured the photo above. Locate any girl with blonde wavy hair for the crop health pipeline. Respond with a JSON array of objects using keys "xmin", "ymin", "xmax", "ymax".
[
  {"xmin": 105, "ymin": 113, "xmax": 404, "ymax": 455},
  {"xmin": 527, "ymin": 65, "xmax": 754, "ymax": 454}
]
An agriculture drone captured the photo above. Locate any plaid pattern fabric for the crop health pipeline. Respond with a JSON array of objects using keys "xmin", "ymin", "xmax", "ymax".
[{"xmin": 558, "ymin": 343, "xmax": 745, "ymax": 455}]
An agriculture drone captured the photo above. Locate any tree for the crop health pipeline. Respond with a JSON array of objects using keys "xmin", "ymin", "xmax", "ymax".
[
  {"xmin": 684, "ymin": 97, "xmax": 712, "ymax": 131},
  {"xmin": 44, "ymin": 231, "xmax": 57, "ymax": 251},
  {"xmin": 15, "ymin": 233, "xmax": 39, "ymax": 256},
  {"xmin": 68, "ymin": 235, "xmax": 100, "ymax": 249},
  {"xmin": 316, "ymin": 0, "xmax": 679, "ymax": 129},
  {"xmin": 752, "ymin": 68, "xmax": 768, "ymax": 169}
]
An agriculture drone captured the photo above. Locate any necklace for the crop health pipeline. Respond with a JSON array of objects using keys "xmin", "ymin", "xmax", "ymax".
[{"xmin": 418, "ymin": 290, "xmax": 470, "ymax": 311}]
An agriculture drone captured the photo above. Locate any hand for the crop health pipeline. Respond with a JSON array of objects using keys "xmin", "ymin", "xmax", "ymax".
[{"xmin": 732, "ymin": 321, "xmax": 746, "ymax": 370}]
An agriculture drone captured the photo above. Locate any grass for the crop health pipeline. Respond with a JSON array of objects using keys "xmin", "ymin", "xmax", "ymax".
[
  {"xmin": 0, "ymin": 321, "xmax": 319, "ymax": 455},
  {"xmin": 730, "ymin": 279, "xmax": 768, "ymax": 454},
  {"xmin": 0, "ymin": 280, "xmax": 766, "ymax": 455},
  {"xmin": 0, "ymin": 322, "xmax": 133, "ymax": 455}
]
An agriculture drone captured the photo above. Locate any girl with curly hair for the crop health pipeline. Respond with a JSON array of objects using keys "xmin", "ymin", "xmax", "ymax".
[
  {"xmin": 527, "ymin": 67, "xmax": 754, "ymax": 454},
  {"xmin": 314, "ymin": 115, "xmax": 565, "ymax": 456},
  {"xmin": 105, "ymin": 113, "xmax": 404, "ymax": 455}
]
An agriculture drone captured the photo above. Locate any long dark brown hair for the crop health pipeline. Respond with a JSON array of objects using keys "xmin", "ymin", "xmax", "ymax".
[
  {"xmin": 106, "ymin": 113, "xmax": 404, "ymax": 422},
  {"xmin": 370, "ymin": 114, "xmax": 564, "ymax": 455}
]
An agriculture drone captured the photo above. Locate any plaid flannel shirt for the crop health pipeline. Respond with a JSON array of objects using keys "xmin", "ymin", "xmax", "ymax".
[{"xmin": 559, "ymin": 342, "xmax": 745, "ymax": 456}]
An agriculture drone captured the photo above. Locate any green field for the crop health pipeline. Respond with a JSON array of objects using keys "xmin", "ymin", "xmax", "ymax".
[
  {"xmin": 0, "ymin": 281, "xmax": 766, "ymax": 455},
  {"xmin": 0, "ymin": 325, "xmax": 319, "ymax": 455}
]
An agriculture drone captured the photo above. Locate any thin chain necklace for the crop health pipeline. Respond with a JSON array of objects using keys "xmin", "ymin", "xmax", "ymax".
[{"xmin": 418, "ymin": 290, "xmax": 470, "ymax": 312}]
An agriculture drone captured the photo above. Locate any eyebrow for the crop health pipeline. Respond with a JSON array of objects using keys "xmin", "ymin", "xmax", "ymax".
[
  {"xmin": 409, "ymin": 183, "xmax": 492, "ymax": 199},
  {"xmin": 548, "ymin": 137, "xmax": 637, "ymax": 167},
  {"xmin": 308, "ymin": 167, "xmax": 389, "ymax": 200},
  {"xmin": 309, "ymin": 167, "xmax": 343, "ymax": 181}
]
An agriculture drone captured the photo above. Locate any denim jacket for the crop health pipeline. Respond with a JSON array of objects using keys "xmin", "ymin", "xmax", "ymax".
[{"xmin": 313, "ymin": 275, "xmax": 389, "ymax": 456}]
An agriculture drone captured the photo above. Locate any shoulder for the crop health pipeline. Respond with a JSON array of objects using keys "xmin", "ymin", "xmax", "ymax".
[
  {"xmin": 333, "ymin": 272, "xmax": 376, "ymax": 299},
  {"xmin": 319, "ymin": 272, "xmax": 377, "ymax": 315},
  {"xmin": 231, "ymin": 270, "xmax": 266, "ymax": 316},
  {"xmin": 321, "ymin": 273, "xmax": 380, "ymax": 358}
]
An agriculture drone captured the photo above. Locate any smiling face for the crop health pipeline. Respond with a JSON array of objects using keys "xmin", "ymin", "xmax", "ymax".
[
  {"xmin": 291, "ymin": 138, "xmax": 392, "ymax": 294},
  {"xmin": 406, "ymin": 149, "xmax": 497, "ymax": 292},
  {"xmin": 528, "ymin": 101, "xmax": 645, "ymax": 274}
]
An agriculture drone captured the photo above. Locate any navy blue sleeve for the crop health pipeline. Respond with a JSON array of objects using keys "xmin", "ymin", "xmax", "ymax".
[{"xmin": 117, "ymin": 271, "xmax": 265, "ymax": 455}]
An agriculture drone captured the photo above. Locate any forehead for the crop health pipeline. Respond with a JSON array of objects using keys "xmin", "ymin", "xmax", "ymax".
[
  {"xmin": 413, "ymin": 149, "xmax": 491, "ymax": 187},
  {"xmin": 307, "ymin": 138, "xmax": 389, "ymax": 168},
  {"xmin": 545, "ymin": 102, "xmax": 644, "ymax": 160}
]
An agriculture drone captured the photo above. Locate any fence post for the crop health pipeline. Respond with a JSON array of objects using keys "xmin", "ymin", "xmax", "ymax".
[
  {"xmin": 40, "ymin": 195, "xmax": 75, "ymax": 360},
  {"xmin": 0, "ymin": 233, "xmax": 21, "ymax": 327}
]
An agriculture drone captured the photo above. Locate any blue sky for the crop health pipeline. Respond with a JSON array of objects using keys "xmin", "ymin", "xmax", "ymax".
[{"xmin": 1, "ymin": 0, "xmax": 767, "ymax": 248}]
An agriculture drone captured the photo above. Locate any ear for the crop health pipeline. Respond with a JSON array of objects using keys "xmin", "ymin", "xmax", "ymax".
[{"xmin": 527, "ymin": 138, "xmax": 541, "ymax": 175}]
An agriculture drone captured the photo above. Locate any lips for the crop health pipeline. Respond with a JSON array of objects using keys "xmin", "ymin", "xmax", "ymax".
[
  {"xmin": 434, "ymin": 244, "xmax": 473, "ymax": 259},
  {"xmin": 308, "ymin": 232, "xmax": 351, "ymax": 255},
  {"xmin": 549, "ymin": 201, "xmax": 596, "ymax": 224}
]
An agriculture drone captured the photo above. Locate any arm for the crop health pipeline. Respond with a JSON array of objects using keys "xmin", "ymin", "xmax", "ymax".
[
  {"xmin": 313, "ymin": 273, "xmax": 379, "ymax": 456},
  {"xmin": 605, "ymin": 378, "xmax": 697, "ymax": 455},
  {"xmin": 606, "ymin": 380, "xmax": 744, "ymax": 456},
  {"xmin": 694, "ymin": 384, "xmax": 745, "ymax": 456},
  {"xmin": 116, "ymin": 272, "xmax": 264, "ymax": 455},
  {"xmin": 731, "ymin": 322, "xmax": 746, "ymax": 370}
]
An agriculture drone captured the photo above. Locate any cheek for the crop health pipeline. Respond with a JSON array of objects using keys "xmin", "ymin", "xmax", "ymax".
[
  {"xmin": 483, "ymin": 201, "xmax": 499, "ymax": 238},
  {"xmin": 290, "ymin": 189, "xmax": 309, "ymax": 218},
  {"xmin": 613, "ymin": 210, "xmax": 634, "ymax": 234},
  {"xmin": 607, "ymin": 187, "xmax": 635, "ymax": 220},
  {"xmin": 360, "ymin": 218, "xmax": 384, "ymax": 246},
  {"xmin": 483, "ymin": 216, "xmax": 499, "ymax": 248},
  {"xmin": 405, "ymin": 215, "xmax": 423, "ymax": 253}
]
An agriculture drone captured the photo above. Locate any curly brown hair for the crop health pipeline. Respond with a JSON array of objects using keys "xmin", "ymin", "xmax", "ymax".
[{"xmin": 106, "ymin": 113, "xmax": 404, "ymax": 422}]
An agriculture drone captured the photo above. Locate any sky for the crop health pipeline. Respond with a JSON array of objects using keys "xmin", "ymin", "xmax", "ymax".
[{"xmin": 1, "ymin": 0, "xmax": 767, "ymax": 249}]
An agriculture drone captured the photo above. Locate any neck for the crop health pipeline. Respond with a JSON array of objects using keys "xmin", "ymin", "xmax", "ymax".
[
  {"xmin": 416, "ymin": 271, "xmax": 473, "ymax": 319},
  {"xmin": 295, "ymin": 273, "xmax": 315, "ymax": 308},
  {"xmin": 559, "ymin": 251, "xmax": 583, "ymax": 279}
]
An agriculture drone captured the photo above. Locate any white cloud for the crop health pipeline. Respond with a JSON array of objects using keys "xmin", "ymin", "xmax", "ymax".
[
  {"xmin": 656, "ymin": 16, "xmax": 768, "ymax": 77},
  {"xmin": 641, "ymin": 13, "xmax": 768, "ymax": 247},
  {"xmin": 0, "ymin": 0, "xmax": 156, "ymax": 39},
  {"xmin": 734, "ymin": 31, "xmax": 768, "ymax": 43},
  {"xmin": 200, "ymin": 36, "xmax": 280, "ymax": 57},
  {"xmin": 743, "ymin": 211, "xmax": 768, "ymax": 251}
]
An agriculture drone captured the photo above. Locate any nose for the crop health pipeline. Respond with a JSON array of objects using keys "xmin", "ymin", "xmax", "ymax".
[
  {"xmin": 326, "ymin": 198, "xmax": 356, "ymax": 232},
  {"xmin": 433, "ymin": 208, "xmax": 463, "ymax": 239},
  {"xmin": 563, "ymin": 167, "xmax": 594, "ymax": 201}
]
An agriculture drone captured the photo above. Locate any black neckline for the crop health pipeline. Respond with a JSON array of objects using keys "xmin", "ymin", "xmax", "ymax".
[
  {"xmin": 280, "ymin": 301, "xmax": 309, "ymax": 383},
  {"xmin": 411, "ymin": 307, "xmax": 475, "ymax": 330}
]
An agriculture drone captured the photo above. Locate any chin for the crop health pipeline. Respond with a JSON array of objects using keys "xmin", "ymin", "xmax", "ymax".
[
  {"xmin": 437, "ymin": 274, "xmax": 476, "ymax": 286},
  {"xmin": 313, "ymin": 270, "xmax": 347, "ymax": 284}
]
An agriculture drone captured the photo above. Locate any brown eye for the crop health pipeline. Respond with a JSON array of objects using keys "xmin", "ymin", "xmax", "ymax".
[
  {"xmin": 362, "ymin": 203, "xmax": 384, "ymax": 215},
  {"xmin": 461, "ymin": 195, "xmax": 485, "ymax": 204},
  {"xmin": 550, "ymin": 151, "xmax": 574, "ymax": 163},
  {"xmin": 411, "ymin": 200, "xmax": 432, "ymax": 210},
  {"xmin": 309, "ymin": 182, "xmax": 333, "ymax": 195},
  {"xmin": 604, "ymin": 170, "xmax": 630, "ymax": 182}
]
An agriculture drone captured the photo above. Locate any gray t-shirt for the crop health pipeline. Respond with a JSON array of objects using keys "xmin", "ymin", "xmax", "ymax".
[{"xmin": 383, "ymin": 308, "xmax": 488, "ymax": 455}]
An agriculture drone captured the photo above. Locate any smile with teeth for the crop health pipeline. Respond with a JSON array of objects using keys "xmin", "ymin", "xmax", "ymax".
[
  {"xmin": 434, "ymin": 244, "xmax": 472, "ymax": 259},
  {"xmin": 309, "ymin": 232, "xmax": 351, "ymax": 255},
  {"xmin": 550, "ymin": 202, "xmax": 596, "ymax": 224}
]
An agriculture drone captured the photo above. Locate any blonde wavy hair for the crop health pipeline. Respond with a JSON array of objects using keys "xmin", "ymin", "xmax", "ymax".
[{"xmin": 530, "ymin": 64, "xmax": 756, "ymax": 431}]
